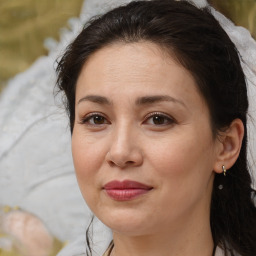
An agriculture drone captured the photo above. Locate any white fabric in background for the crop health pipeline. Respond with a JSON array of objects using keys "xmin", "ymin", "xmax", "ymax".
[
  {"xmin": 0, "ymin": 2, "xmax": 90, "ymax": 242},
  {"xmin": 0, "ymin": 0, "xmax": 255, "ymax": 255}
]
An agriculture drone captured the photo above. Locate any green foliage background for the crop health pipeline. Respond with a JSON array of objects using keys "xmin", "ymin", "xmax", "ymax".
[
  {"xmin": 0, "ymin": 0, "xmax": 83, "ymax": 91},
  {"xmin": 0, "ymin": 0, "xmax": 255, "ymax": 92}
]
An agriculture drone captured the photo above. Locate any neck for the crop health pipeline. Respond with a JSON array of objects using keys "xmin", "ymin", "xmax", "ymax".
[{"xmin": 110, "ymin": 205, "xmax": 214, "ymax": 256}]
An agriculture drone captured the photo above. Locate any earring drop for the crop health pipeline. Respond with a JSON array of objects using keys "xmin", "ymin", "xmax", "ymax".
[
  {"xmin": 218, "ymin": 165, "xmax": 227, "ymax": 190},
  {"xmin": 222, "ymin": 165, "xmax": 227, "ymax": 176}
]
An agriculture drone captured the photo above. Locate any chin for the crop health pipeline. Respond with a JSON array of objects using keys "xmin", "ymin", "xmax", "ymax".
[{"xmin": 97, "ymin": 208, "xmax": 155, "ymax": 236}]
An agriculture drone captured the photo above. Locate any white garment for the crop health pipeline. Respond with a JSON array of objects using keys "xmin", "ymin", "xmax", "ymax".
[{"xmin": 56, "ymin": 234, "xmax": 87, "ymax": 256}]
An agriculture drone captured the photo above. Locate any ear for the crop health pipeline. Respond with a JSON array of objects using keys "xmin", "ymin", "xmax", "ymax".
[{"xmin": 213, "ymin": 118, "xmax": 244, "ymax": 174}]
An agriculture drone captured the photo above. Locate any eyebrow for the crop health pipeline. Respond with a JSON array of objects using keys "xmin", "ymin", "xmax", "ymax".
[
  {"xmin": 135, "ymin": 95, "xmax": 186, "ymax": 108},
  {"xmin": 77, "ymin": 95, "xmax": 112, "ymax": 105},
  {"xmin": 77, "ymin": 94, "xmax": 186, "ymax": 108}
]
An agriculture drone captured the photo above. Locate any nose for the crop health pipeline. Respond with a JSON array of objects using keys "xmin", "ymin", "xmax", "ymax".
[{"xmin": 105, "ymin": 124, "xmax": 143, "ymax": 169}]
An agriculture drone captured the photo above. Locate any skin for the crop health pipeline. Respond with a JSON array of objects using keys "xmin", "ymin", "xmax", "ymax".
[{"xmin": 72, "ymin": 42, "xmax": 244, "ymax": 256}]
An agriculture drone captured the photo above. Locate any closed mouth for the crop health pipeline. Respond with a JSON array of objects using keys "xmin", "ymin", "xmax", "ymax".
[{"xmin": 103, "ymin": 180, "xmax": 153, "ymax": 201}]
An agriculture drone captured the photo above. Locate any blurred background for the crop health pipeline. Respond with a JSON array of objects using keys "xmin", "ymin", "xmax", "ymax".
[
  {"xmin": 0, "ymin": 0, "xmax": 84, "ymax": 92},
  {"xmin": 0, "ymin": 0, "xmax": 255, "ymax": 93},
  {"xmin": 0, "ymin": 0, "xmax": 255, "ymax": 255}
]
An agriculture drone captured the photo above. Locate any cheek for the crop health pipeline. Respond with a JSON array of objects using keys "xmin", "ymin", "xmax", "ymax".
[
  {"xmin": 71, "ymin": 131, "xmax": 106, "ymax": 193},
  {"xmin": 71, "ymin": 134, "xmax": 108, "ymax": 213},
  {"xmin": 149, "ymin": 136, "xmax": 200, "ymax": 172},
  {"xmin": 149, "ymin": 129, "xmax": 215, "ymax": 193},
  {"xmin": 146, "ymin": 136, "xmax": 215, "ymax": 223}
]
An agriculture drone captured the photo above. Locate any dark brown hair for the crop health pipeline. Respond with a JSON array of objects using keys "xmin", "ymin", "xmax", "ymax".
[{"xmin": 56, "ymin": 0, "xmax": 256, "ymax": 255}]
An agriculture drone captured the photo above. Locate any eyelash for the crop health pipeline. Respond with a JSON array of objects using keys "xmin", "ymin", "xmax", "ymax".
[
  {"xmin": 143, "ymin": 112, "xmax": 175, "ymax": 126},
  {"xmin": 79, "ymin": 112, "xmax": 175, "ymax": 127},
  {"xmin": 79, "ymin": 112, "xmax": 109, "ymax": 126}
]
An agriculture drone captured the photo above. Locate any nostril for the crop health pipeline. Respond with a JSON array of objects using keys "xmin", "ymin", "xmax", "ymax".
[
  {"xmin": 105, "ymin": 148, "xmax": 143, "ymax": 168},
  {"xmin": 126, "ymin": 161, "xmax": 135, "ymax": 165},
  {"xmin": 108, "ymin": 161, "xmax": 116, "ymax": 167},
  {"xmin": 107, "ymin": 160, "xmax": 135, "ymax": 168}
]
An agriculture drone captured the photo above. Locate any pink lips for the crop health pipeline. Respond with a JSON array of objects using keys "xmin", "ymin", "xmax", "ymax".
[{"xmin": 103, "ymin": 180, "xmax": 153, "ymax": 201}]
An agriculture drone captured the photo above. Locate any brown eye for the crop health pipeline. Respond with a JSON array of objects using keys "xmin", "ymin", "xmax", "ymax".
[
  {"xmin": 93, "ymin": 115, "xmax": 105, "ymax": 124},
  {"xmin": 152, "ymin": 115, "xmax": 166, "ymax": 125},
  {"xmin": 81, "ymin": 113, "xmax": 109, "ymax": 126},
  {"xmin": 144, "ymin": 113, "xmax": 175, "ymax": 126}
]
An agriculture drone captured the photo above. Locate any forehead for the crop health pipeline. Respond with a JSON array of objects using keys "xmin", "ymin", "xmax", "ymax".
[
  {"xmin": 79, "ymin": 42, "xmax": 172, "ymax": 83},
  {"xmin": 75, "ymin": 41, "xmax": 205, "ymax": 109},
  {"xmin": 79, "ymin": 42, "xmax": 188, "ymax": 86}
]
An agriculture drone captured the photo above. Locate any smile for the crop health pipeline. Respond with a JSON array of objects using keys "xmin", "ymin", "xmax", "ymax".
[{"xmin": 103, "ymin": 180, "xmax": 153, "ymax": 201}]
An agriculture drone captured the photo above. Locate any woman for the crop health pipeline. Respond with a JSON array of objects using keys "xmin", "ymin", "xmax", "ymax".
[{"xmin": 56, "ymin": 0, "xmax": 256, "ymax": 255}]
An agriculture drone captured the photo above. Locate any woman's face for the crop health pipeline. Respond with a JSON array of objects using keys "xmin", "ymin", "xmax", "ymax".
[{"xmin": 72, "ymin": 42, "xmax": 221, "ymax": 236}]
